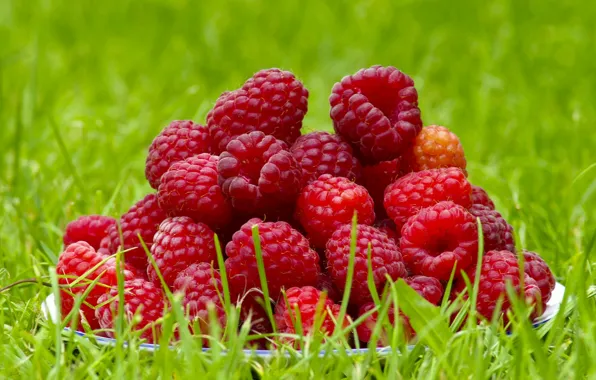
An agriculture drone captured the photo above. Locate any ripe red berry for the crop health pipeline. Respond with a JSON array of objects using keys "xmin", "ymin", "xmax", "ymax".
[
  {"xmin": 469, "ymin": 205, "xmax": 515, "ymax": 252},
  {"xmin": 325, "ymin": 224, "xmax": 407, "ymax": 305},
  {"xmin": 295, "ymin": 174, "xmax": 375, "ymax": 248},
  {"xmin": 207, "ymin": 68, "xmax": 308, "ymax": 154},
  {"xmin": 275, "ymin": 286, "xmax": 347, "ymax": 338},
  {"xmin": 63, "ymin": 215, "xmax": 117, "ymax": 250},
  {"xmin": 157, "ymin": 153, "xmax": 232, "ymax": 230},
  {"xmin": 329, "ymin": 65, "xmax": 422, "ymax": 163},
  {"xmin": 471, "ymin": 185, "xmax": 496, "ymax": 210},
  {"xmin": 56, "ymin": 242, "xmax": 138, "ymax": 330},
  {"xmin": 95, "ymin": 279, "xmax": 166, "ymax": 343},
  {"xmin": 100, "ymin": 194, "xmax": 167, "ymax": 271},
  {"xmin": 384, "ymin": 167, "xmax": 472, "ymax": 229},
  {"xmin": 453, "ymin": 250, "xmax": 542, "ymax": 322},
  {"xmin": 361, "ymin": 159, "xmax": 402, "ymax": 219},
  {"xmin": 145, "ymin": 120, "xmax": 211, "ymax": 189},
  {"xmin": 172, "ymin": 262, "xmax": 226, "ymax": 335},
  {"xmin": 290, "ymin": 131, "xmax": 361, "ymax": 185},
  {"xmin": 224, "ymin": 218, "xmax": 320, "ymax": 300},
  {"xmin": 148, "ymin": 217, "xmax": 217, "ymax": 288},
  {"xmin": 405, "ymin": 275, "xmax": 444, "ymax": 306},
  {"xmin": 218, "ymin": 131, "xmax": 302, "ymax": 214},
  {"xmin": 400, "ymin": 201, "xmax": 478, "ymax": 281},
  {"xmin": 403, "ymin": 125, "xmax": 467, "ymax": 173},
  {"xmin": 523, "ymin": 250, "xmax": 555, "ymax": 304}
]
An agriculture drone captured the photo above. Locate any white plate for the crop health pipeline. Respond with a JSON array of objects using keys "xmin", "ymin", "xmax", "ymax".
[{"xmin": 41, "ymin": 282, "xmax": 565, "ymax": 357}]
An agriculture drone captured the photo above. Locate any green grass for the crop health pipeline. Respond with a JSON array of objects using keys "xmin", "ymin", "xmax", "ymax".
[{"xmin": 1, "ymin": 0, "xmax": 596, "ymax": 378}]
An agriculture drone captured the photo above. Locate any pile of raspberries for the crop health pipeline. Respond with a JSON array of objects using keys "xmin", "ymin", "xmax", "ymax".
[{"xmin": 57, "ymin": 66, "xmax": 555, "ymax": 347}]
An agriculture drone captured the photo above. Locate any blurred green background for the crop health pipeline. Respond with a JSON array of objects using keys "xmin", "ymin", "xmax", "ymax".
[{"xmin": 1, "ymin": 0, "xmax": 594, "ymax": 287}]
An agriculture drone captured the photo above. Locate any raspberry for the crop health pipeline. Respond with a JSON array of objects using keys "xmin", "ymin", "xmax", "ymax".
[
  {"xmin": 172, "ymin": 263, "xmax": 226, "ymax": 335},
  {"xmin": 295, "ymin": 175, "xmax": 375, "ymax": 248},
  {"xmin": 274, "ymin": 286, "xmax": 346, "ymax": 338},
  {"xmin": 405, "ymin": 275, "xmax": 444, "ymax": 306},
  {"xmin": 329, "ymin": 65, "xmax": 422, "ymax": 163},
  {"xmin": 361, "ymin": 159, "xmax": 402, "ymax": 219},
  {"xmin": 315, "ymin": 272, "xmax": 341, "ymax": 303},
  {"xmin": 453, "ymin": 250, "xmax": 541, "ymax": 322},
  {"xmin": 325, "ymin": 224, "xmax": 407, "ymax": 305},
  {"xmin": 384, "ymin": 167, "xmax": 472, "ymax": 229},
  {"xmin": 403, "ymin": 125, "xmax": 467, "ymax": 173},
  {"xmin": 157, "ymin": 154, "xmax": 232, "ymax": 230},
  {"xmin": 471, "ymin": 185, "xmax": 496, "ymax": 210},
  {"xmin": 290, "ymin": 132, "xmax": 361, "ymax": 185},
  {"xmin": 400, "ymin": 201, "xmax": 478, "ymax": 281},
  {"xmin": 145, "ymin": 120, "xmax": 211, "ymax": 189},
  {"xmin": 95, "ymin": 279, "xmax": 165, "ymax": 343},
  {"xmin": 218, "ymin": 131, "xmax": 302, "ymax": 214},
  {"xmin": 148, "ymin": 217, "xmax": 217, "ymax": 288},
  {"xmin": 56, "ymin": 242, "xmax": 138, "ymax": 330},
  {"xmin": 356, "ymin": 277, "xmax": 442, "ymax": 344},
  {"xmin": 63, "ymin": 215, "xmax": 117, "ymax": 250},
  {"xmin": 224, "ymin": 218, "xmax": 320, "ymax": 299},
  {"xmin": 469, "ymin": 205, "xmax": 515, "ymax": 252},
  {"xmin": 523, "ymin": 250, "xmax": 555, "ymax": 304},
  {"xmin": 374, "ymin": 219, "xmax": 400, "ymax": 244},
  {"xmin": 100, "ymin": 194, "xmax": 167, "ymax": 270},
  {"xmin": 207, "ymin": 68, "xmax": 308, "ymax": 154}
]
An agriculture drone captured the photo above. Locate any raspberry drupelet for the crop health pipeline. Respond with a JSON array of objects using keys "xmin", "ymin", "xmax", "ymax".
[
  {"xmin": 157, "ymin": 153, "xmax": 232, "ymax": 231},
  {"xmin": 384, "ymin": 167, "xmax": 472, "ymax": 230},
  {"xmin": 207, "ymin": 68, "xmax": 308, "ymax": 154},
  {"xmin": 145, "ymin": 120, "xmax": 212, "ymax": 189},
  {"xmin": 95, "ymin": 279, "xmax": 166, "ymax": 343},
  {"xmin": 100, "ymin": 194, "xmax": 167, "ymax": 271},
  {"xmin": 224, "ymin": 218, "xmax": 320, "ymax": 300},
  {"xmin": 217, "ymin": 131, "xmax": 302, "ymax": 214},
  {"xmin": 147, "ymin": 217, "xmax": 217, "ymax": 288},
  {"xmin": 295, "ymin": 174, "xmax": 375, "ymax": 249},
  {"xmin": 63, "ymin": 215, "xmax": 117, "ymax": 250},
  {"xmin": 290, "ymin": 131, "xmax": 362, "ymax": 185},
  {"xmin": 329, "ymin": 65, "xmax": 422, "ymax": 163},
  {"xmin": 400, "ymin": 201, "xmax": 478, "ymax": 281},
  {"xmin": 325, "ymin": 224, "xmax": 407, "ymax": 305},
  {"xmin": 469, "ymin": 204, "xmax": 515, "ymax": 252}
]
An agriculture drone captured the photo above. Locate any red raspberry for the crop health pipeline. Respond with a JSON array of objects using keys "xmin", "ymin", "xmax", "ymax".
[
  {"xmin": 172, "ymin": 263, "xmax": 226, "ymax": 335},
  {"xmin": 218, "ymin": 131, "xmax": 302, "ymax": 214},
  {"xmin": 145, "ymin": 120, "xmax": 211, "ymax": 189},
  {"xmin": 356, "ymin": 276, "xmax": 442, "ymax": 345},
  {"xmin": 400, "ymin": 201, "xmax": 478, "ymax": 281},
  {"xmin": 453, "ymin": 250, "xmax": 542, "ymax": 322},
  {"xmin": 374, "ymin": 219, "xmax": 400, "ymax": 244},
  {"xmin": 147, "ymin": 217, "xmax": 217, "ymax": 288},
  {"xmin": 290, "ymin": 131, "xmax": 361, "ymax": 185},
  {"xmin": 95, "ymin": 279, "xmax": 165, "ymax": 343},
  {"xmin": 329, "ymin": 65, "xmax": 422, "ymax": 163},
  {"xmin": 361, "ymin": 159, "xmax": 402, "ymax": 219},
  {"xmin": 469, "ymin": 205, "xmax": 515, "ymax": 252},
  {"xmin": 224, "ymin": 218, "xmax": 320, "ymax": 300},
  {"xmin": 100, "ymin": 194, "xmax": 167, "ymax": 270},
  {"xmin": 403, "ymin": 125, "xmax": 467, "ymax": 173},
  {"xmin": 63, "ymin": 215, "xmax": 117, "ymax": 250},
  {"xmin": 325, "ymin": 224, "xmax": 407, "ymax": 305},
  {"xmin": 471, "ymin": 185, "xmax": 496, "ymax": 210},
  {"xmin": 384, "ymin": 167, "xmax": 472, "ymax": 229},
  {"xmin": 523, "ymin": 250, "xmax": 555, "ymax": 304},
  {"xmin": 315, "ymin": 272, "xmax": 341, "ymax": 303},
  {"xmin": 274, "ymin": 286, "xmax": 347, "ymax": 338},
  {"xmin": 56, "ymin": 242, "xmax": 138, "ymax": 330},
  {"xmin": 295, "ymin": 174, "xmax": 375, "ymax": 248},
  {"xmin": 157, "ymin": 154, "xmax": 232, "ymax": 230},
  {"xmin": 207, "ymin": 68, "xmax": 308, "ymax": 154}
]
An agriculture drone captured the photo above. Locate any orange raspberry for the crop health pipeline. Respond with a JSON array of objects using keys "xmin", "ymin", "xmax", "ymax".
[{"xmin": 406, "ymin": 125, "xmax": 467, "ymax": 173}]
